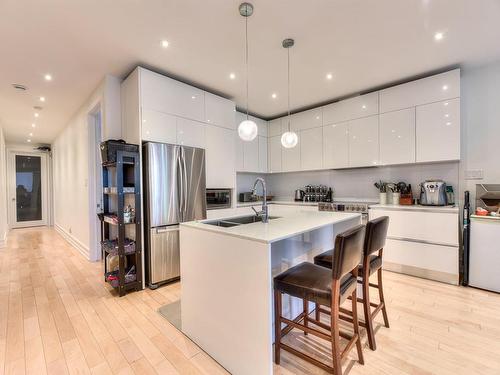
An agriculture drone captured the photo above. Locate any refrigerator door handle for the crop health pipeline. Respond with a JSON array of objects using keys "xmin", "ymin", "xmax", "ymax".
[
  {"xmin": 182, "ymin": 148, "xmax": 189, "ymax": 220},
  {"xmin": 177, "ymin": 150, "xmax": 184, "ymax": 222}
]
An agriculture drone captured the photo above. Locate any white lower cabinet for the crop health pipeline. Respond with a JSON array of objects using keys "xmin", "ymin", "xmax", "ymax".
[
  {"xmin": 416, "ymin": 98, "xmax": 460, "ymax": 162},
  {"xmin": 205, "ymin": 125, "xmax": 235, "ymax": 188},
  {"xmin": 282, "ymin": 136, "xmax": 301, "ymax": 172},
  {"xmin": 141, "ymin": 109, "xmax": 177, "ymax": 143},
  {"xmin": 258, "ymin": 136, "xmax": 268, "ymax": 173},
  {"xmin": 348, "ymin": 115, "xmax": 379, "ymax": 167},
  {"xmin": 177, "ymin": 118, "xmax": 205, "ymax": 148},
  {"xmin": 379, "ymin": 108, "xmax": 415, "ymax": 165},
  {"xmin": 268, "ymin": 136, "xmax": 282, "ymax": 173},
  {"xmin": 323, "ymin": 121, "xmax": 349, "ymax": 168},
  {"xmin": 300, "ymin": 127, "xmax": 323, "ymax": 170}
]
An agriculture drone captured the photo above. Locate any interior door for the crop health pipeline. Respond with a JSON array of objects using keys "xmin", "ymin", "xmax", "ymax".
[
  {"xmin": 180, "ymin": 146, "xmax": 206, "ymax": 222},
  {"xmin": 9, "ymin": 152, "xmax": 48, "ymax": 228}
]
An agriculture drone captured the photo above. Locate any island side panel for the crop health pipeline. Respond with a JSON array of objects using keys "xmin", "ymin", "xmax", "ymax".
[
  {"xmin": 270, "ymin": 216, "xmax": 361, "ymax": 333},
  {"xmin": 180, "ymin": 225, "xmax": 273, "ymax": 375}
]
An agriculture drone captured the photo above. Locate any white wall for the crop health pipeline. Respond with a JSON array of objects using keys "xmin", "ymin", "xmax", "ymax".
[
  {"xmin": 52, "ymin": 75, "xmax": 121, "ymax": 259},
  {"xmin": 0, "ymin": 126, "xmax": 8, "ymax": 247},
  {"xmin": 237, "ymin": 162, "xmax": 459, "ymax": 202},
  {"xmin": 460, "ymin": 61, "xmax": 500, "ymax": 207}
]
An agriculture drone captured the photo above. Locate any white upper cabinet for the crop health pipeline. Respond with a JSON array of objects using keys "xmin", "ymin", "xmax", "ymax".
[
  {"xmin": 268, "ymin": 136, "xmax": 282, "ymax": 173},
  {"xmin": 140, "ymin": 68, "xmax": 205, "ymax": 122},
  {"xmin": 323, "ymin": 122, "xmax": 349, "ymax": 169},
  {"xmin": 379, "ymin": 108, "xmax": 416, "ymax": 165},
  {"xmin": 300, "ymin": 127, "xmax": 323, "ymax": 170},
  {"xmin": 258, "ymin": 136, "xmax": 268, "ymax": 173},
  {"xmin": 323, "ymin": 92, "xmax": 379, "ymax": 125},
  {"xmin": 282, "ymin": 137, "xmax": 301, "ymax": 172},
  {"xmin": 416, "ymin": 98, "xmax": 460, "ymax": 162},
  {"xmin": 176, "ymin": 118, "xmax": 206, "ymax": 149},
  {"xmin": 379, "ymin": 69, "xmax": 460, "ymax": 113},
  {"xmin": 243, "ymin": 138, "xmax": 259, "ymax": 172},
  {"xmin": 141, "ymin": 109, "xmax": 177, "ymax": 144},
  {"xmin": 291, "ymin": 108, "xmax": 323, "ymax": 131},
  {"xmin": 235, "ymin": 135, "xmax": 244, "ymax": 171},
  {"xmin": 205, "ymin": 125, "xmax": 235, "ymax": 188},
  {"xmin": 268, "ymin": 118, "xmax": 284, "ymax": 137},
  {"xmin": 349, "ymin": 115, "xmax": 379, "ymax": 167},
  {"xmin": 205, "ymin": 93, "xmax": 236, "ymax": 129}
]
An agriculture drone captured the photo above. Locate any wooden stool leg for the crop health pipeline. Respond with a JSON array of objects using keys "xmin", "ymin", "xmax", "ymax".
[
  {"xmin": 303, "ymin": 299, "xmax": 309, "ymax": 335},
  {"xmin": 274, "ymin": 289, "xmax": 282, "ymax": 365},
  {"xmin": 362, "ymin": 270, "xmax": 376, "ymax": 351},
  {"xmin": 351, "ymin": 288, "xmax": 364, "ymax": 365},
  {"xmin": 378, "ymin": 268, "xmax": 390, "ymax": 328},
  {"xmin": 331, "ymin": 287, "xmax": 342, "ymax": 375},
  {"xmin": 315, "ymin": 302, "xmax": 320, "ymax": 321}
]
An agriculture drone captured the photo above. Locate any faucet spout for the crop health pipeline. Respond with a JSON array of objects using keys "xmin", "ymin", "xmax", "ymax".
[{"xmin": 252, "ymin": 178, "xmax": 269, "ymax": 223}]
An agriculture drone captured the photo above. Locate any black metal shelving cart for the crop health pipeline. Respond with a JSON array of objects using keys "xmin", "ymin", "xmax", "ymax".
[{"xmin": 100, "ymin": 148, "xmax": 142, "ymax": 297}]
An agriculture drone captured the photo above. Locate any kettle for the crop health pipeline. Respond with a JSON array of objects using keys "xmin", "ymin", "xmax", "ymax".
[{"xmin": 294, "ymin": 189, "xmax": 305, "ymax": 201}]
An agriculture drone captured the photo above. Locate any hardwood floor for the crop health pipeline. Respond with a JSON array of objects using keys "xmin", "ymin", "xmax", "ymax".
[{"xmin": 1, "ymin": 227, "xmax": 500, "ymax": 375}]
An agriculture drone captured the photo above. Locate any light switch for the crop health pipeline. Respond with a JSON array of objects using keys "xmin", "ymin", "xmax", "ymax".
[{"xmin": 465, "ymin": 169, "xmax": 484, "ymax": 180}]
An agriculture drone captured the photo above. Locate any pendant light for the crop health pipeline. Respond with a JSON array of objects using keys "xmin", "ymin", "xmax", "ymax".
[
  {"xmin": 281, "ymin": 38, "xmax": 298, "ymax": 148},
  {"xmin": 237, "ymin": 2, "xmax": 258, "ymax": 142}
]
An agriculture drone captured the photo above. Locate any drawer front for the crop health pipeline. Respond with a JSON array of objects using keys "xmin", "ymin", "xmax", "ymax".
[{"xmin": 369, "ymin": 209, "xmax": 459, "ymax": 246}]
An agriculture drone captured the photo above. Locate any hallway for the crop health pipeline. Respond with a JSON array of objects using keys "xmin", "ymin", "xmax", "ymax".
[{"xmin": 1, "ymin": 228, "xmax": 500, "ymax": 375}]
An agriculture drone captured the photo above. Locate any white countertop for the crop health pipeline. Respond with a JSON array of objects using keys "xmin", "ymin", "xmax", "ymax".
[
  {"xmin": 471, "ymin": 214, "xmax": 500, "ymax": 221},
  {"xmin": 369, "ymin": 204, "xmax": 459, "ymax": 213},
  {"xmin": 237, "ymin": 198, "xmax": 378, "ymax": 208},
  {"xmin": 181, "ymin": 208, "xmax": 361, "ymax": 244}
]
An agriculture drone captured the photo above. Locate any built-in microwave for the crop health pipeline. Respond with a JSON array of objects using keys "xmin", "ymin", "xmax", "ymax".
[{"xmin": 206, "ymin": 189, "xmax": 232, "ymax": 210}]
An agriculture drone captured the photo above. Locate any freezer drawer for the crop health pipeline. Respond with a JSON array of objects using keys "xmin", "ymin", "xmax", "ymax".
[{"xmin": 149, "ymin": 226, "xmax": 180, "ymax": 285}]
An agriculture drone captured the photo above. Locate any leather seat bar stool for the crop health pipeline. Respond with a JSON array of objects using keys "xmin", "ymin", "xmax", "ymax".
[
  {"xmin": 273, "ymin": 224, "xmax": 366, "ymax": 374},
  {"xmin": 313, "ymin": 216, "xmax": 390, "ymax": 351}
]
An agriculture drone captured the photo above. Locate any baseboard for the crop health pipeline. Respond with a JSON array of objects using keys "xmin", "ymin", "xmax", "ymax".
[
  {"xmin": 0, "ymin": 230, "xmax": 7, "ymax": 248},
  {"xmin": 383, "ymin": 261, "xmax": 459, "ymax": 285},
  {"xmin": 54, "ymin": 223, "xmax": 90, "ymax": 260}
]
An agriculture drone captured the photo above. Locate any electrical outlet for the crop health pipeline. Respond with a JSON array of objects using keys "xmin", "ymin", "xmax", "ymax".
[{"xmin": 465, "ymin": 169, "xmax": 484, "ymax": 180}]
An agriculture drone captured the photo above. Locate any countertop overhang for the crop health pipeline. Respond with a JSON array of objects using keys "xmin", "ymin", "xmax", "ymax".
[{"xmin": 181, "ymin": 210, "xmax": 361, "ymax": 244}]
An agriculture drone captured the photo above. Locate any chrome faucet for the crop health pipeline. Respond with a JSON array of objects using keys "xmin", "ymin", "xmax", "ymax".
[{"xmin": 251, "ymin": 177, "xmax": 269, "ymax": 223}]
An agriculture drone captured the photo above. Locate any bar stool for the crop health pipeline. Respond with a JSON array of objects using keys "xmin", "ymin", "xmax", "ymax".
[
  {"xmin": 313, "ymin": 216, "xmax": 390, "ymax": 351},
  {"xmin": 273, "ymin": 224, "xmax": 365, "ymax": 374}
]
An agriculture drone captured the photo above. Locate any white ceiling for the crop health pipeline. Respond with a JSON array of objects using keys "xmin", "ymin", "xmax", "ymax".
[{"xmin": 1, "ymin": 0, "xmax": 500, "ymax": 144}]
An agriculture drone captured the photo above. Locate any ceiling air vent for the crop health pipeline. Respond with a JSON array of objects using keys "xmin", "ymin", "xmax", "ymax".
[
  {"xmin": 33, "ymin": 106, "xmax": 43, "ymax": 110},
  {"xmin": 12, "ymin": 83, "xmax": 28, "ymax": 91}
]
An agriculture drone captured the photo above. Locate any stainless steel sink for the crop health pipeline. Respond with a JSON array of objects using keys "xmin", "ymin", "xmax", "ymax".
[{"xmin": 204, "ymin": 215, "xmax": 280, "ymax": 227}]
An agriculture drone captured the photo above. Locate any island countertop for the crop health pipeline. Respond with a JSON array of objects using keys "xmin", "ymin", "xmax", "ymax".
[{"xmin": 181, "ymin": 208, "xmax": 361, "ymax": 244}]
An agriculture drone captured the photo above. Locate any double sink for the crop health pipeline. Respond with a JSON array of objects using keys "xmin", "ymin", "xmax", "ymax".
[{"xmin": 204, "ymin": 215, "xmax": 280, "ymax": 228}]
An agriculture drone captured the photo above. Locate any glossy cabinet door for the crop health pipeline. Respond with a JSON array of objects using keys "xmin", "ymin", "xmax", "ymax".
[
  {"xmin": 141, "ymin": 108, "xmax": 177, "ymax": 143},
  {"xmin": 282, "ymin": 137, "xmax": 301, "ymax": 172},
  {"xmin": 176, "ymin": 118, "xmax": 205, "ymax": 148},
  {"xmin": 379, "ymin": 108, "xmax": 416, "ymax": 165},
  {"xmin": 380, "ymin": 69, "xmax": 460, "ymax": 113},
  {"xmin": 349, "ymin": 115, "xmax": 379, "ymax": 167},
  {"xmin": 235, "ymin": 135, "xmax": 244, "ymax": 171},
  {"xmin": 290, "ymin": 108, "xmax": 323, "ymax": 131},
  {"xmin": 323, "ymin": 121, "xmax": 349, "ymax": 168},
  {"xmin": 140, "ymin": 68, "xmax": 205, "ymax": 122},
  {"xmin": 323, "ymin": 92, "xmax": 379, "ymax": 124},
  {"xmin": 416, "ymin": 98, "xmax": 460, "ymax": 162},
  {"xmin": 205, "ymin": 92, "xmax": 236, "ymax": 129},
  {"xmin": 243, "ymin": 138, "xmax": 259, "ymax": 172},
  {"xmin": 268, "ymin": 118, "xmax": 284, "ymax": 137},
  {"xmin": 258, "ymin": 136, "xmax": 268, "ymax": 173},
  {"xmin": 300, "ymin": 127, "xmax": 323, "ymax": 170},
  {"xmin": 268, "ymin": 136, "xmax": 282, "ymax": 173},
  {"xmin": 205, "ymin": 125, "xmax": 235, "ymax": 188}
]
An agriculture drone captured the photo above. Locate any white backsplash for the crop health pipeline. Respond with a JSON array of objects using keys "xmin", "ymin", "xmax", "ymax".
[{"xmin": 237, "ymin": 162, "xmax": 460, "ymax": 201}]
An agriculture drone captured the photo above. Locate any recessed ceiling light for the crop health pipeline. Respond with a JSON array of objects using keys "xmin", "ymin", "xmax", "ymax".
[
  {"xmin": 442, "ymin": 85, "xmax": 448, "ymax": 91},
  {"xmin": 444, "ymin": 102, "xmax": 449, "ymax": 106},
  {"xmin": 362, "ymin": 105, "xmax": 367, "ymax": 109},
  {"xmin": 34, "ymin": 113, "xmax": 39, "ymax": 118},
  {"xmin": 434, "ymin": 32, "xmax": 444, "ymax": 41},
  {"xmin": 191, "ymin": 96, "xmax": 196, "ymax": 99},
  {"xmin": 315, "ymin": 116, "xmax": 320, "ymax": 120},
  {"xmin": 446, "ymin": 122, "xmax": 452, "ymax": 126},
  {"xmin": 39, "ymin": 96, "xmax": 45, "ymax": 102},
  {"xmin": 229, "ymin": 73, "xmax": 236, "ymax": 80},
  {"xmin": 29, "ymin": 132, "xmax": 33, "ymax": 136},
  {"xmin": 32, "ymin": 123, "xmax": 36, "ymax": 128},
  {"xmin": 444, "ymin": 114, "xmax": 450, "ymax": 118},
  {"xmin": 271, "ymin": 93, "xmax": 277, "ymax": 99},
  {"xmin": 161, "ymin": 40, "xmax": 169, "ymax": 48},
  {"xmin": 27, "ymin": 139, "xmax": 31, "ymax": 143},
  {"xmin": 326, "ymin": 73, "xmax": 333, "ymax": 80},
  {"xmin": 44, "ymin": 74, "xmax": 52, "ymax": 81}
]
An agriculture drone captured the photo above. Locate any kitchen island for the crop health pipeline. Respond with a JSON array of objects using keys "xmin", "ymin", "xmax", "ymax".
[{"xmin": 179, "ymin": 206, "xmax": 361, "ymax": 375}]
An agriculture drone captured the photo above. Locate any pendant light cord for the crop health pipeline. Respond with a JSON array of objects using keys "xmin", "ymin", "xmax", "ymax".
[
  {"xmin": 245, "ymin": 11, "xmax": 249, "ymax": 121},
  {"xmin": 287, "ymin": 46, "xmax": 291, "ymax": 131}
]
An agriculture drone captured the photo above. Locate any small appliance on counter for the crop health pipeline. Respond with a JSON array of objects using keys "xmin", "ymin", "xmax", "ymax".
[
  {"xmin": 239, "ymin": 191, "xmax": 258, "ymax": 203},
  {"xmin": 298, "ymin": 185, "xmax": 333, "ymax": 202},
  {"xmin": 419, "ymin": 180, "xmax": 448, "ymax": 206},
  {"xmin": 294, "ymin": 189, "xmax": 305, "ymax": 202}
]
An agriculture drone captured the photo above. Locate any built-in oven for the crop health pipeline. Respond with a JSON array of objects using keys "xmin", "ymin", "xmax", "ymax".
[{"xmin": 206, "ymin": 189, "xmax": 232, "ymax": 210}]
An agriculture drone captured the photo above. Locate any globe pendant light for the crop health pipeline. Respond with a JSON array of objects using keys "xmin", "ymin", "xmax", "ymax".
[
  {"xmin": 281, "ymin": 38, "xmax": 298, "ymax": 148},
  {"xmin": 237, "ymin": 3, "xmax": 258, "ymax": 142}
]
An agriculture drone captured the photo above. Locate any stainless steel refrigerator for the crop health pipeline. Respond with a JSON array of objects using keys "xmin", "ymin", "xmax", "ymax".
[{"xmin": 143, "ymin": 142, "xmax": 206, "ymax": 288}]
